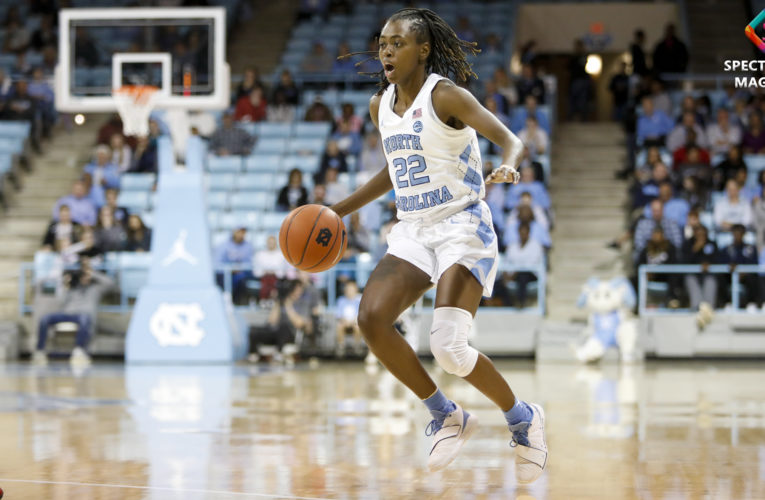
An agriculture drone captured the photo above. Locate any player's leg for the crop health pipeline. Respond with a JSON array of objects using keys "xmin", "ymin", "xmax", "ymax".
[
  {"xmin": 434, "ymin": 263, "xmax": 547, "ymax": 484},
  {"xmin": 358, "ymin": 254, "xmax": 474, "ymax": 471}
]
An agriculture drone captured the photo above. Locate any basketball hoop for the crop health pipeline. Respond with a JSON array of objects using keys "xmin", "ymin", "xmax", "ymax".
[{"xmin": 113, "ymin": 85, "xmax": 159, "ymax": 137}]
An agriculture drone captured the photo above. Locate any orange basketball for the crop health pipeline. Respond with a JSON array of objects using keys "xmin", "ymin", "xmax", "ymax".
[{"xmin": 279, "ymin": 204, "xmax": 347, "ymax": 273}]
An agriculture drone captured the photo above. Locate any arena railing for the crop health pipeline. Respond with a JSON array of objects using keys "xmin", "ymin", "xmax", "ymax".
[
  {"xmin": 637, "ymin": 263, "xmax": 765, "ymax": 315},
  {"xmin": 17, "ymin": 261, "xmax": 546, "ymax": 316}
]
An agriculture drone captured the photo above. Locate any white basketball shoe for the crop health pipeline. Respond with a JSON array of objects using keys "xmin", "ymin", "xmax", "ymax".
[
  {"xmin": 426, "ymin": 403, "xmax": 478, "ymax": 471},
  {"xmin": 509, "ymin": 402, "xmax": 548, "ymax": 484}
]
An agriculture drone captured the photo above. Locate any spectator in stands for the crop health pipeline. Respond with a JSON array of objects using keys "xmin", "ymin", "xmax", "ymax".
[
  {"xmin": 504, "ymin": 164, "xmax": 550, "ymax": 211},
  {"xmin": 93, "ymin": 206, "xmax": 126, "ymax": 253},
  {"xmin": 714, "ymin": 145, "xmax": 746, "ymax": 190},
  {"xmin": 85, "ymin": 145, "xmax": 120, "ymax": 190},
  {"xmin": 331, "ymin": 120, "xmax": 362, "ymax": 156},
  {"xmin": 81, "ymin": 172, "xmax": 105, "ymax": 209},
  {"xmin": 73, "ymin": 27, "xmax": 100, "ymax": 67},
  {"xmin": 214, "ymin": 227, "xmax": 255, "ymax": 304},
  {"xmin": 482, "ymin": 33, "xmax": 503, "ymax": 57},
  {"xmin": 267, "ymin": 89, "xmax": 296, "ymax": 123},
  {"xmin": 41, "ymin": 45, "xmax": 57, "ymax": 78},
  {"xmin": 508, "ymin": 191, "xmax": 549, "ymax": 231},
  {"xmin": 714, "ymin": 179, "xmax": 753, "ymax": 232},
  {"xmin": 346, "ymin": 212, "xmax": 371, "ymax": 256},
  {"xmin": 492, "ymin": 67, "xmax": 518, "ymax": 108},
  {"xmin": 209, "ymin": 112, "xmax": 255, "ymax": 156},
  {"xmin": 359, "ymin": 131, "xmax": 385, "ymax": 174},
  {"xmin": 253, "ymin": 235, "xmax": 291, "ymax": 301},
  {"xmin": 27, "ymin": 67, "xmax": 55, "ymax": 137},
  {"xmin": 317, "ymin": 139, "xmax": 348, "ymax": 182},
  {"xmin": 735, "ymin": 168, "xmax": 760, "ymax": 202},
  {"xmin": 235, "ymin": 86, "xmax": 267, "ymax": 123},
  {"xmin": 683, "ymin": 206, "xmax": 702, "ymax": 240},
  {"xmin": 53, "ymin": 180, "xmax": 97, "ymax": 227},
  {"xmin": 630, "ymin": 29, "xmax": 649, "ymax": 76},
  {"xmin": 638, "ymin": 227, "xmax": 676, "ymax": 271},
  {"xmin": 675, "ymin": 145, "xmax": 713, "ymax": 190},
  {"xmin": 501, "ymin": 222, "xmax": 544, "ymax": 308},
  {"xmin": 335, "ymin": 280, "xmax": 363, "ymax": 357},
  {"xmin": 673, "ymin": 130, "xmax": 711, "ymax": 167},
  {"xmin": 719, "ymin": 223, "xmax": 761, "ymax": 307},
  {"xmin": 568, "ymin": 39, "xmax": 591, "ymax": 121},
  {"xmin": 652, "ymin": 24, "xmax": 689, "ymax": 75},
  {"xmin": 503, "ymin": 204, "xmax": 551, "ymax": 249},
  {"xmin": 682, "ymin": 225, "xmax": 717, "ymax": 311},
  {"xmin": 632, "ymin": 161, "xmax": 671, "ymax": 210},
  {"xmin": 249, "ymin": 279, "xmax": 307, "ymax": 364},
  {"xmin": 649, "ymin": 79, "xmax": 672, "ymax": 117},
  {"xmin": 742, "ymin": 113, "xmax": 765, "ymax": 154},
  {"xmin": 455, "ymin": 16, "xmax": 476, "ymax": 42},
  {"xmin": 104, "ymin": 189, "xmax": 128, "ymax": 226},
  {"xmin": 680, "ymin": 175, "xmax": 707, "ymax": 211},
  {"xmin": 32, "ymin": 257, "xmax": 114, "ymax": 367},
  {"xmin": 518, "ymin": 115, "xmax": 549, "ymax": 158},
  {"xmin": 0, "ymin": 69, "xmax": 11, "ymax": 102},
  {"xmin": 277, "ymin": 168, "xmax": 309, "ymax": 211},
  {"xmin": 273, "ymin": 69, "xmax": 299, "ymax": 105},
  {"xmin": 301, "ymin": 41, "xmax": 334, "ymax": 73},
  {"xmin": 235, "ymin": 66, "xmax": 264, "ymax": 102},
  {"xmin": 3, "ymin": 19, "xmax": 29, "ymax": 54},
  {"xmin": 484, "ymin": 96, "xmax": 510, "ymax": 131},
  {"xmin": 511, "ymin": 95, "xmax": 550, "ymax": 135},
  {"xmin": 129, "ymin": 135, "xmax": 159, "ymax": 174},
  {"xmin": 68, "ymin": 226, "xmax": 101, "ymax": 261},
  {"xmin": 520, "ymin": 39, "xmax": 538, "ymax": 65},
  {"xmin": 304, "ymin": 95, "xmax": 334, "ymax": 124},
  {"xmin": 484, "ymin": 79, "xmax": 509, "ymax": 116},
  {"xmin": 667, "ymin": 111, "xmax": 708, "ymax": 153},
  {"xmin": 311, "ymin": 184, "xmax": 328, "ymax": 206},
  {"xmin": 516, "ymin": 63, "xmax": 546, "ymax": 106},
  {"xmin": 636, "ymin": 96, "xmax": 674, "ymax": 147},
  {"xmin": 608, "ymin": 62, "xmax": 630, "ymax": 122},
  {"xmin": 357, "ymin": 37, "xmax": 382, "ymax": 74},
  {"xmin": 637, "ymin": 145, "xmax": 664, "ymax": 176},
  {"xmin": 323, "ymin": 166, "xmax": 349, "ymax": 206},
  {"xmin": 4, "ymin": 81, "xmax": 38, "ymax": 147},
  {"xmin": 336, "ymin": 102, "xmax": 363, "ymax": 133},
  {"xmin": 633, "ymin": 199, "xmax": 683, "ymax": 263},
  {"xmin": 30, "ymin": 14, "xmax": 56, "ymax": 51},
  {"xmin": 643, "ymin": 181, "xmax": 689, "ymax": 228},
  {"xmin": 677, "ymin": 95, "xmax": 703, "ymax": 126},
  {"xmin": 124, "ymin": 214, "xmax": 151, "ymax": 252},
  {"xmin": 3, "ymin": 6, "xmax": 22, "ymax": 27},
  {"xmin": 333, "ymin": 42, "xmax": 358, "ymax": 74},
  {"xmin": 97, "ymin": 114, "xmax": 125, "ymax": 147},
  {"xmin": 109, "ymin": 133, "xmax": 132, "ymax": 174},
  {"xmin": 42, "ymin": 205, "xmax": 81, "ymax": 250}
]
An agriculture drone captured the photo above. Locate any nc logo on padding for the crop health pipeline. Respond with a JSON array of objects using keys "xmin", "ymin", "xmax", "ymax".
[{"xmin": 150, "ymin": 302, "xmax": 206, "ymax": 347}]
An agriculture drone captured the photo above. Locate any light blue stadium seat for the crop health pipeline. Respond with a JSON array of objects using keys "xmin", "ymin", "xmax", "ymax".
[
  {"xmin": 258, "ymin": 123, "xmax": 293, "ymax": 138},
  {"xmin": 743, "ymin": 154, "xmax": 765, "ymax": 188},
  {"xmin": 251, "ymin": 231, "xmax": 269, "ymax": 249},
  {"xmin": 258, "ymin": 212, "xmax": 288, "ymax": 232},
  {"xmin": 238, "ymin": 122, "xmax": 258, "ymax": 136},
  {"xmin": 207, "ymin": 191, "xmax": 228, "ymax": 210},
  {"xmin": 207, "ymin": 173, "xmax": 237, "ymax": 191},
  {"xmin": 253, "ymin": 137, "xmax": 289, "ymax": 155},
  {"xmin": 282, "ymin": 52, "xmax": 305, "ymax": 68},
  {"xmin": 272, "ymin": 173, "xmax": 289, "ymax": 190},
  {"xmin": 303, "ymin": 89, "xmax": 340, "ymax": 107},
  {"xmin": 0, "ymin": 137, "xmax": 24, "ymax": 154},
  {"xmin": 230, "ymin": 192, "xmax": 273, "ymax": 211},
  {"xmin": 207, "ymin": 210, "xmax": 221, "ymax": 229},
  {"xmin": 294, "ymin": 122, "xmax": 332, "ymax": 138},
  {"xmin": 0, "ymin": 154, "xmax": 12, "ymax": 174},
  {"xmin": 288, "ymin": 138, "xmax": 325, "ymax": 155},
  {"xmin": 208, "ymin": 155, "xmax": 243, "ymax": 173},
  {"xmin": 0, "ymin": 121, "xmax": 31, "ymax": 138},
  {"xmin": 283, "ymin": 154, "xmax": 321, "ymax": 174},
  {"xmin": 119, "ymin": 252, "xmax": 153, "ymax": 299},
  {"xmin": 211, "ymin": 230, "xmax": 231, "ymax": 248},
  {"xmin": 219, "ymin": 211, "xmax": 259, "ymax": 231},
  {"xmin": 236, "ymin": 173, "xmax": 270, "ymax": 192},
  {"xmin": 120, "ymin": 173, "xmax": 156, "ymax": 191},
  {"xmin": 117, "ymin": 191, "xmax": 149, "ymax": 212},
  {"xmin": 339, "ymin": 90, "xmax": 371, "ymax": 107},
  {"xmin": 245, "ymin": 154, "xmax": 281, "ymax": 172}
]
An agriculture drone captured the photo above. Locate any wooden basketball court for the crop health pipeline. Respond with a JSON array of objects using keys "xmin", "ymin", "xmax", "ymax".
[{"xmin": 0, "ymin": 359, "xmax": 763, "ymax": 499}]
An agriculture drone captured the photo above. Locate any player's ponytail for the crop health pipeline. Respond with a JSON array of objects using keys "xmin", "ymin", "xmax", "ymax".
[{"xmin": 337, "ymin": 8, "xmax": 480, "ymax": 94}]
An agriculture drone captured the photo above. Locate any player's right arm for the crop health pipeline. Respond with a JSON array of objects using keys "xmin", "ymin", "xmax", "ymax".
[{"xmin": 330, "ymin": 94, "xmax": 392, "ymax": 218}]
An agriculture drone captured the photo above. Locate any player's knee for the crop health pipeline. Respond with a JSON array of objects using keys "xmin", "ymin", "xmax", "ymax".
[
  {"xmin": 429, "ymin": 307, "xmax": 478, "ymax": 377},
  {"xmin": 357, "ymin": 301, "xmax": 389, "ymax": 343}
]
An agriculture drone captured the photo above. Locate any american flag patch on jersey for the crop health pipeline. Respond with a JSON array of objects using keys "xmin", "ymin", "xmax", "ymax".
[{"xmin": 412, "ymin": 108, "xmax": 422, "ymax": 118}]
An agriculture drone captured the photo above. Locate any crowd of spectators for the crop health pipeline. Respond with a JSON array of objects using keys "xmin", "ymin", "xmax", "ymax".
[{"xmin": 612, "ymin": 24, "xmax": 765, "ymax": 313}]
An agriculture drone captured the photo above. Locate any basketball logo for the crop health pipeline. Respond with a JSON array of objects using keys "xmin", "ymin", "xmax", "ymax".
[
  {"xmin": 413, "ymin": 120, "xmax": 423, "ymax": 133},
  {"xmin": 315, "ymin": 228, "xmax": 333, "ymax": 247}
]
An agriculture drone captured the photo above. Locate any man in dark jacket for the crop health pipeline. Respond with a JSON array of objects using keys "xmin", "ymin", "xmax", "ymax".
[
  {"xmin": 719, "ymin": 224, "xmax": 760, "ymax": 307},
  {"xmin": 652, "ymin": 24, "xmax": 689, "ymax": 75}
]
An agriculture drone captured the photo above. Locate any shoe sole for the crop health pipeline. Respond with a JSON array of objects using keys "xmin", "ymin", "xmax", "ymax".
[
  {"xmin": 428, "ymin": 413, "xmax": 479, "ymax": 472},
  {"xmin": 516, "ymin": 403, "xmax": 547, "ymax": 485}
]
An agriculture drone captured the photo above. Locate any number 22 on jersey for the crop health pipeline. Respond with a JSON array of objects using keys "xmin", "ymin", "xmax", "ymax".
[{"xmin": 393, "ymin": 154, "xmax": 430, "ymax": 188}]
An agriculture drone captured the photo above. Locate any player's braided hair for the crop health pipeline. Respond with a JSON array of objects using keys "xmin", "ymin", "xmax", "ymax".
[{"xmin": 339, "ymin": 8, "xmax": 480, "ymax": 93}]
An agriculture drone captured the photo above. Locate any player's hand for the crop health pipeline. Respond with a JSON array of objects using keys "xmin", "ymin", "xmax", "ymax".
[{"xmin": 485, "ymin": 164, "xmax": 520, "ymax": 184}]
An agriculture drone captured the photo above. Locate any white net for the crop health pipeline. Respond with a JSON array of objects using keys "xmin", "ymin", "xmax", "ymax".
[{"xmin": 113, "ymin": 85, "xmax": 159, "ymax": 137}]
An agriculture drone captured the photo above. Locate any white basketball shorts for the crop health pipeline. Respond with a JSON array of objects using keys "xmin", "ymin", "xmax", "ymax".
[{"xmin": 386, "ymin": 200, "xmax": 499, "ymax": 297}]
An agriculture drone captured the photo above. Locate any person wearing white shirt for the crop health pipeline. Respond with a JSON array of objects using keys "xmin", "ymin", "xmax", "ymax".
[
  {"xmin": 666, "ymin": 111, "xmax": 708, "ymax": 153},
  {"xmin": 517, "ymin": 115, "xmax": 549, "ymax": 158},
  {"xmin": 507, "ymin": 191, "xmax": 550, "ymax": 231},
  {"xmin": 253, "ymin": 235, "xmax": 294, "ymax": 301},
  {"xmin": 706, "ymin": 108, "xmax": 742, "ymax": 156},
  {"xmin": 323, "ymin": 167, "xmax": 349, "ymax": 206},
  {"xmin": 714, "ymin": 179, "xmax": 753, "ymax": 232},
  {"xmin": 503, "ymin": 223, "xmax": 544, "ymax": 308}
]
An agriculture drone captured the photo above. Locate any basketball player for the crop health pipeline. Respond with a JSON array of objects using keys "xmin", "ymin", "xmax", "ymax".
[{"xmin": 329, "ymin": 8, "xmax": 547, "ymax": 482}]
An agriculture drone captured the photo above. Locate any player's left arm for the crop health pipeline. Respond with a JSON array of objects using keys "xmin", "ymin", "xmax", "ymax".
[{"xmin": 432, "ymin": 81, "xmax": 524, "ymax": 184}]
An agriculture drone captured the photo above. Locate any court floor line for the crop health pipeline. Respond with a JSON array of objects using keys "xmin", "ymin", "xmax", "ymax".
[{"xmin": 0, "ymin": 478, "xmax": 334, "ymax": 500}]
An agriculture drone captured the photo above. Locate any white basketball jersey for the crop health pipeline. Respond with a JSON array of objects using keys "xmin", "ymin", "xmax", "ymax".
[{"xmin": 378, "ymin": 73, "xmax": 484, "ymax": 224}]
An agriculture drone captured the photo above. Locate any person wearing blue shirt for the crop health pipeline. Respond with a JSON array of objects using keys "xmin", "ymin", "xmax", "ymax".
[
  {"xmin": 331, "ymin": 120, "xmax": 363, "ymax": 156},
  {"xmin": 510, "ymin": 95, "xmax": 551, "ymax": 135},
  {"xmin": 52, "ymin": 180, "xmax": 97, "ymax": 226},
  {"xmin": 643, "ymin": 181, "xmax": 690, "ymax": 228},
  {"xmin": 84, "ymin": 145, "xmax": 121, "ymax": 190},
  {"xmin": 335, "ymin": 280, "xmax": 363, "ymax": 357},
  {"xmin": 636, "ymin": 96, "xmax": 674, "ymax": 146},
  {"xmin": 503, "ymin": 205, "xmax": 552, "ymax": 249},
  {"xmin": 504, "ymin": 165, "xmax": 550, "ymax": 211},
  {"xmin": 214, "ymin": 227, "xmax": 255, "ymax": 304}
]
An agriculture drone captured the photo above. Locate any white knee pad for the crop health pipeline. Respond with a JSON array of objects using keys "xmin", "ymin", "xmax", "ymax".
[{"xmin": 430, "ymin": 307, "xmax": 479, "ymax": 377}]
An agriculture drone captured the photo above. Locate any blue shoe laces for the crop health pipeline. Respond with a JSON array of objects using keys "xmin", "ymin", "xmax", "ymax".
[
  {"xmin": 425, "ymin": 409, "xmax": 450, "ymax": 436},
  {"xmin": 508, "ymin": 420, "xmax": 531, "ymax": 447}
]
